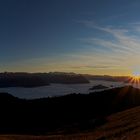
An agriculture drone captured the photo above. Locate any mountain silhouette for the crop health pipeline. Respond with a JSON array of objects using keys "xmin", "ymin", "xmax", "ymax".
[{"xmin": 0, "ymin": 72, "xmax": 89, "ymax": 87}]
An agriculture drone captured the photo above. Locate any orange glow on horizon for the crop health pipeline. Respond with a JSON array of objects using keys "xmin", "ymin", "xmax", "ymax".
[{"xmin": 129, "ymin": 75, "xmax": 140, "ymax": 85}]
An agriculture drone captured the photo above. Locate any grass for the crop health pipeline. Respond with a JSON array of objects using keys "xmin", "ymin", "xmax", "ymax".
[{"xmin": 1, "ymin": 106, "xmax": 140, "ymax": 140}]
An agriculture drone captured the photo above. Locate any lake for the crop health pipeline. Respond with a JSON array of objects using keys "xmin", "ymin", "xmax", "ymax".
[{"xmin": 0, "ymin": 80, "xmax": 128, "ymax": 99}]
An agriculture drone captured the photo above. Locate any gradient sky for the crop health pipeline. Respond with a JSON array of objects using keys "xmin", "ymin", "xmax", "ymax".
[{"xmin": 1, "ymin": 0, "xmax": 140, "ymax": 75}]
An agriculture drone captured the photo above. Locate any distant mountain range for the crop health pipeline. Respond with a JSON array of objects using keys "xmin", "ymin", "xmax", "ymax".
[
  {"xmin": 0, "ymin": 72, "xmax": 89, "ymax": 87},
  {"xmin": 83, "ymin": 74, "xmax": 130, "ymax": 82},
  {"xmin": 0, "ymin": 72, "xmax": 132, "ymax": 88},
  {"xmin": 0, "ymin": 86, "xmax": 140, "ymax": 135}
]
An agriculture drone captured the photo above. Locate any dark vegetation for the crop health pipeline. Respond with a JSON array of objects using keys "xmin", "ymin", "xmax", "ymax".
[
  {"xmin": 0, "ymin": 72, "xmax": 89, "ymax": 87},
  {"xmin": 0, "ymin": 86, "xmax": 140, "ymax": 135}
]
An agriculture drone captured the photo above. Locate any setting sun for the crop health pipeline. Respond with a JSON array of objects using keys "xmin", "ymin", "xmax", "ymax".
[{"xmin": 129, "ymin": 71, "xmax": 140, "ymax": 84}]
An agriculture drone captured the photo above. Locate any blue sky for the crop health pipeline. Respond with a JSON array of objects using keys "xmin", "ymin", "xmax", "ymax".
[{"xmin": 1, "ymin": 0, "xmax": 140, "ymax": 75}]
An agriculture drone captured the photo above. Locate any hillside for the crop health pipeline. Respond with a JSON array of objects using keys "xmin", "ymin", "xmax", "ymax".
[
  {"xmin": 45, "ymin": 106, "xmax": 140, "ymax": 140},
  {"xmin": 0, "ymin": 105, "xmax": 140, "ymax": 139},
  {"xmin": 0, "ymin": 86, "xmax": 140, "ymax": 136}
]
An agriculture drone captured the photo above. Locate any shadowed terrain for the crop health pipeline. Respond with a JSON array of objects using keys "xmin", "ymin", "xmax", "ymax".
[
  {"xmin": 0, "ymin": 104, "xmax": 140, "ymax": 139},
  {"xmin": 0, "ymin": 86, "xmax": 140, "ymax": 136}
]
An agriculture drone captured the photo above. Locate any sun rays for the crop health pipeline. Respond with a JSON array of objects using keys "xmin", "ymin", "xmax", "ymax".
[{"xmin": 127, "ymin": 75, "xmax": 140, "ymax": 85}]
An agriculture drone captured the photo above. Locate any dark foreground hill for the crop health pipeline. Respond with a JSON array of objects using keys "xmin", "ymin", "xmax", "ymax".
[
  {"xmin": 1, "ymin": 106, "xmax": 140, "ymax": 140},
  {"xmin": 0, "ymin": 86, "xmax": 140, "ymax": 136}
]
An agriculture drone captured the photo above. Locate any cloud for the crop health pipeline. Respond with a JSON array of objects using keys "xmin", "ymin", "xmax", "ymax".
[
  {"xmin": 82, "ymin": 21, "xmax": 140, "ymax": 56},
  {"xmin": 11, "ymin": 20, "xmax": 140, "ymax": 75},
  {"xmin": 71, "ymin": 65, "xmax": 117, "ymax": 69},
  {"xmin": 78, "ymin": 20, "xmax": 140, "ymax": 70}
]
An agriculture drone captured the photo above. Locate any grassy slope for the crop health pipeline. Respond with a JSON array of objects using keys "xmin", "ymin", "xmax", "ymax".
[{"xmin": 1, "ymin": 106, "xmax": 140, "ymax": 140}]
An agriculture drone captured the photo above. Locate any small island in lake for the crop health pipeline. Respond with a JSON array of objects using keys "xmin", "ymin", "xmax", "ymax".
[{"xmin": 89, "ymin": 84, "xmax": 109, "ymax": 90}]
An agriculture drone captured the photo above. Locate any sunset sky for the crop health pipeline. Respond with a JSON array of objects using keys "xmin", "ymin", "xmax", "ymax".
[{"xmin": 1, "ymin": 0, "xmax": 140, "ymax": 75}]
